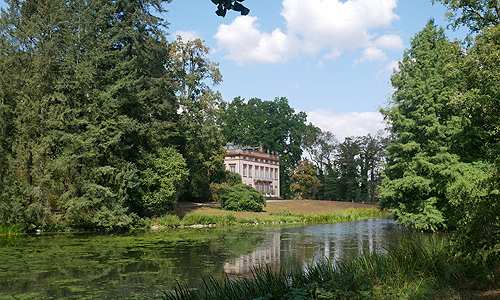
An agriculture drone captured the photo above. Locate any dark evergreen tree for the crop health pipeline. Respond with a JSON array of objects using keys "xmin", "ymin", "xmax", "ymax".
[
  {"xmin": 380, "ymin": 21, "xmax": 464, "ymax": 231},
  {"xmin": 0, "ymin": 0, "xmax": 179, "ymax": 229}
]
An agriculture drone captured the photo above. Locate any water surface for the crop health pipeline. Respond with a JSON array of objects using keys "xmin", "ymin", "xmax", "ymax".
[{"xmin": 0, "ymin": 219, "xmax": 396, "ymax": 299}]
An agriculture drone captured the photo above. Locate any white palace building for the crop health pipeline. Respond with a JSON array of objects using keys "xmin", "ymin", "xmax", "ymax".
[{"xmin": 223, "ymin": 143, "xmax": 280, "ymax": 198}]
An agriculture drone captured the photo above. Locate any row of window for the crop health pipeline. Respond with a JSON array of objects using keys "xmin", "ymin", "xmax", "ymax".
[
  {"xmin": 241, "ymin": 156, "xmax": 278, "ymax": 165},
  {"xmin": 255, "ymin": 182, "xmax": 278, "ymax": 194},
  {"xmin": 242, "ymin": 165, "xmax": 278, "ymax": 179}
]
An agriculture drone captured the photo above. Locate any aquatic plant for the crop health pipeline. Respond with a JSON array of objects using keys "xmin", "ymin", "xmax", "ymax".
[
  {"xmin": 162, "ymin": 233, "xmax": 498, "ymax": 300},
  {"xmin": 0, "ymin": 224, "xmax": 25, "ymax": 236}
]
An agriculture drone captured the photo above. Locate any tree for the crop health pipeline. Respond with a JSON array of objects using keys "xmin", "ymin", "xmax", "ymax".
[
  {"xmin": 302, "ymin": 126, "xmax": 338, "ymax": 173},
  {"xmin": 302, "ymin": 126, "xmax": 339, "ymax": 200},
  {"xmin": 379, "ymin": 20, "xmax": 464, "ymax": 231},
  {"xmin": 445, "ymin": 23, "xmax": 500, "ymax": 263},
  {"xmin": 290, "ymin": 160, "xmax": 323, "ymax": 200},
  {"xmin": 359, "ymin": 133, "xmax": 387, "ymax": 203},
  {"xmin": 141, "ymin": 147, "xmax": 188, "ymax": 215},
  {"xmin": 336, "ymin": 137, "xmax": 362, "ymax": 202},
  {"xmin": 169, "ymin": 37, "xmax": 226, "ymax": 201},
  {"xmin": 432, "ymin": 0, "xmax": 500, "ymax": 31},
  {"xmin": 0, "ymin": 0, "xmax": 179, "ymax": 229},
  {"xmin": 218, "ymin": 97, "xmax": 308, "ymax": 199}
]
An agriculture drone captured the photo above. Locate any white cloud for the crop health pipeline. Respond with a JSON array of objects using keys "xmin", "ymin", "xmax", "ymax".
[
  {"xmin": 282, "ymin": 0, "xmax": 399, "ymax": 49},
  {"xmin": 377, "ymin": 60, "xmax": 400, "ymax": 76},
  {"xmin": 373, "ymin": 34, "xmax": 404, "ymax": 50},
  {"xmin": 214, "ymin": 16, "xmax": 301, "ymax": 65},
  {"xmin": 355, "ymin": 46, "xmax": 388, "ymax": 64},
  {"xmin": 174, "ymin": 30, "xmax": 200, "ymax": 41},
  {"xmin": 214, "ymin": 0, "xmax": 401, "ymax": 65},
  {"xmin": 307, "ymin": 109, "xmax": 386, "ymax": 142},
  {"xmin": 323, "ymin": 49, "xmax": 343, "ymax": 60}
]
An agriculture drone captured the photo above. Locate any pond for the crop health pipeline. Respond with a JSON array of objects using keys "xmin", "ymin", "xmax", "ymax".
[{"xmin": 0, "ymin": 219, "xmax": 397, "ymax": 299}]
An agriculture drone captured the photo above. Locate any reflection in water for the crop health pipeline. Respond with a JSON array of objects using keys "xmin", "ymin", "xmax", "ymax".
[
  {"xmin": 0, "ymin": 219, "xmax": 396, "ymax": 299},
  {"xmin": 224, "ymin": 231, "xmax": 281, "ymax": 278},
  {"xmin": 223, "ymin": 219, "xmax": 396, "ymax": 278}
]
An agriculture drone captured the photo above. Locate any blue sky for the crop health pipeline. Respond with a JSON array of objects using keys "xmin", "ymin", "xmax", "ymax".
[{"xmin": 0, "ymin": 0, "xmax": 467, "ymax": 141}]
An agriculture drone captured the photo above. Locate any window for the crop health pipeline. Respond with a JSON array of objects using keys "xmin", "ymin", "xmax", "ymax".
[
  {"xmin": 275, "ymin": 169, "xmax": 278, "ymax": 179},
  {"xmin": 230, "ymin": 166, "xmax": 235, "ymax": 173},
  {"xmin": 265, "ymin": 168, "xmax": 268, "ymax": 178},
  {"xmin": 249, "ymin": 165, "xmax": 252, "ymax": 177},
  {"xmin": 243, "ymin": 165, "xmax": 247, "ymax": 176},
  {"xmin": 270, "ymin": 169, "xmax": 273, "ymax": 179}
]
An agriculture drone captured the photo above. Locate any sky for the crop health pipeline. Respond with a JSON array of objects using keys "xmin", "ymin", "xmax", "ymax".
[{"xmin": 0, "ymin": 0, "xmax": 468, "ymax": 141}]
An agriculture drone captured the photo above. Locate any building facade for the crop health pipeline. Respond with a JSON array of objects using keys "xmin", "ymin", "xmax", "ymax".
[{"xmin": 223, "ymin": 144, "xmax": 280, "ymax": 198}]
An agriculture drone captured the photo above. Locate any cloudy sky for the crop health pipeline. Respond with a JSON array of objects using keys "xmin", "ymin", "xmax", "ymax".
[
  {"xmin": 167, "ymin": 0, "xmax": 468, "ymax": 141},
  {"xmin": 0, "ymin": 0, "xmax": 467, "ymax": 141}
]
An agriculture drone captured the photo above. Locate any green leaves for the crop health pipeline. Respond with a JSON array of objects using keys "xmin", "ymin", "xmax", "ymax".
[
  {"xmin": 220, "ymin": 184, "xmax": 266, "ymax": 212},
  {"xmin": 141, "ymin": 147, "xmax": 188, "ymax": 214},
  {"xmin": 380, "ymin": 21, "xmax": 462, "ymax": 231},
  {"xmin": 218, "ymin": 97, "xmax": 308, "ymax": 199}
]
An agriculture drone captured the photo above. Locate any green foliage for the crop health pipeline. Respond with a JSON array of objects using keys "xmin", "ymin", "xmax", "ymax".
[
  {"xmin": 432, "ymin": 0, "xmax": 500, "ymax": 32},
  {"xmin": 209, "ymin": 171, "xmax": 241, "ymax": 202},
  {"xmin": 141, "ymin": 147, "xmax": 189, "ymax": 215},
  {"xmin": 220, "ymin": 184, "xmax": 266, "ymax": 212},
  {"xmin": 0, "ymin": 0, "xmax": 230, "ymax": 229},
  {"xmin": 151, "ymin": 214, "xmax": 182, "ymax": 227},
  {"xmin": 446, "ymin": 162, "xmax": 500, "ymax": 266},
  {"xmin": 380, "ymin": 21, "xmax": 464, "ymax": 231},
  {"xmin": 0, "ymin": 224, "xmax": 25, "ymax": 236},
  {"xmin": 170, "ymin": 37, "xmax": 226, "ymax": 202},
  {"xmin": 163, "ymin": 233, "xmax": 497, "ymax": 300},
  {"xmin": 289, "ymin": 160, "xmax": 323, "ymax": 200},
  {"xmin": 224, "ymin": 171, "xmax": 242, "ymax": 186},
  {"xmin": 218, "ymin": 97, "xmax": 308, "ymax": 199},
  {"xmin": 181, "ymin": 213, "xmax": 239, "ymax": 226}
]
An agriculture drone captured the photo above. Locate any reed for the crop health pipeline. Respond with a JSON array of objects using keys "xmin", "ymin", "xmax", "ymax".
[
  {"xmin": 152, "ymin": 207, "xmax": 387, "ymax": 229},
  {"xmin": 161, "ymin": 232, "xmax": 494, "ymax": 300},
  {"xmin": 0, "ymin": 223, "xmax": 25, "ymax": 236}
]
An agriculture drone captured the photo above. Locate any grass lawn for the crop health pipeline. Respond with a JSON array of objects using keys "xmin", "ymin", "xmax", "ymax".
[{"xmin": 172, "ymin": 200, "xmax": 378, "ymax": 220}]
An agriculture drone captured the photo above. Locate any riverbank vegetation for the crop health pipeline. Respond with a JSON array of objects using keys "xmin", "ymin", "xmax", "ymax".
[
  {"xmin": 163, "ymin": 233, "xmax": 499, "ymax": 300},
  {"xmin": 0, "ymin": 0, "xmax": 389, "ymax": 232},
  {"xmin": 149, "ymin": 205, "xmax": 385, "ymax": 228}
]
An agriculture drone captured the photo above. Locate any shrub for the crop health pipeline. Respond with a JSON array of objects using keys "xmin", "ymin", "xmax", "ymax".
[
  {"xmin": 209, "ymin": 182, "xmax": 230, "ymax": 202},
  {"xmin": 141, "ymin": 147, "xmax": 189, "ymax": 215},
  {"xmin": 220, "ymin": 184, "xmax": 266, "ymax": 212}
]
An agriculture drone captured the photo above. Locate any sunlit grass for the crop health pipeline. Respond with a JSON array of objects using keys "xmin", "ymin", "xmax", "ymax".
[{"xmin": 150, "ymin": 207, "xmax": 387, "ymax": 228}]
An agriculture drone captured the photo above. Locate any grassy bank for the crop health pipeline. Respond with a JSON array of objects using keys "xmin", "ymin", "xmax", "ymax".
[
  {"xmin": 149, "ymin": 201, "xmax": 388, "ymax": 228},
  {"xmin": 2, "ymin": 201, "xmax": 385, "ymax": 233},
  {"xmin": 0, "ymin": 224, "xmax": 25, "ymax": 236},
  {"xmin": 162, "ymin": 233, "xmax": 500, "ymax": 300}
]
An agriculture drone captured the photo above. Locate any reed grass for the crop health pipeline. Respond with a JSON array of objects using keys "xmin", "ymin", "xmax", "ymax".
[
  {"xmin": 0, "ymin": 223, "xmax": 25, "ymax": 236},
  {"xmin": 162, "ymin": 232, "xmax": 497, "ymax": 300},
  {"xmin": 152, "ymin": 207, "xmax": 387, "ymax": 228}
]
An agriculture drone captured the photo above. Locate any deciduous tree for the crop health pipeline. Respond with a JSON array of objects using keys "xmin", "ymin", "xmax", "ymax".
[{"xmin": 219, "ymin": 97, "xmax": 308, "ymax": 199}]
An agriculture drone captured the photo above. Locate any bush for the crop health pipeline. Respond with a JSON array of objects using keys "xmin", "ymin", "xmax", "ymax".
[
  {"xmin": 220, "ymin": 184, "xmax": 266, "ymax": 212},
  {"xmin": 141, "ymin": 147, "xmax": 189, "ymax": 215}
]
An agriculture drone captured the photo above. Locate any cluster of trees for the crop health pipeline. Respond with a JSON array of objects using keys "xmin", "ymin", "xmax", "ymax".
[
  {"xmin": 292, "ymin": 128, "xmax": 387, "ymax": 202},
  {"xmin": 217, "ymin": 97, "xmax": 309, "ymax": 199},
  {"xmin": 0, "ymin": 0, "xmax": 234, "ymax": 229},
  {"xmin": 381, "ymin": 0, "xmax": 500, "ymax": 263}
]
